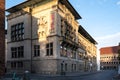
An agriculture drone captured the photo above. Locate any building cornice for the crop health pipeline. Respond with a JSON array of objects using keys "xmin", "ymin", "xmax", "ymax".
[
  {"xmin": 78, "ymin": 25, "xmax": 98, "ymax": 45},
  {"xmin": 6, "ymin": 0, "xmax": 52, "ymax": 13},
  {"xmin": 59, "ymin": 0, "xmax": 81, "ymax": 20}
]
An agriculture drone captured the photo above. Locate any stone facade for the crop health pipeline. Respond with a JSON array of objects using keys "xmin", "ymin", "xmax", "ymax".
[
  {"xmin": 6, "ymin": 0, "xmax": 97, "ymax": 74},
  {"xmin": 0, "ymin": 0, "xmax": 5, "ymax": 76},
  {"xmin": 100, "ymin": 45, "xmax": 120, "ymax": 70}
]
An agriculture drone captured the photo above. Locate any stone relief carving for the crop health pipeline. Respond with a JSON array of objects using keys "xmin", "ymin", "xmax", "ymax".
[{"xmin": 38, "ymin": 16, "xmax": 48, "ymax": 39}]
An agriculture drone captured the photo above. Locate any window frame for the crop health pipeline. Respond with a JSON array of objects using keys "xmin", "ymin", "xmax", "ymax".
[
  {"xmin": 34, "ymin": 45, "xmax": 40, "ymax": 57},
  {"xmin": 46, "ymin": 42, "xmax": 53, "ymax": 56}
]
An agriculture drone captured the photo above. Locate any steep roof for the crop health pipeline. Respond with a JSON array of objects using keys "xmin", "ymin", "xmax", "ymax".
[
  {"xmin": 6, "ymin": 0, "xmax": 81, "ymax": 20},
  {"xmin": 100, "ymin": 46, "xmax": 120, "ymax": 55},
  {"xmin": 6, "ymin": 0, "xmax": 43, "ymax": 13},
  {"xmin": 59, "ymin": 0, "xmax": 81, "ymax": 19},
  {"xmin": 78, "ymin": 25, "xmax": 97, "ymax": 45}
]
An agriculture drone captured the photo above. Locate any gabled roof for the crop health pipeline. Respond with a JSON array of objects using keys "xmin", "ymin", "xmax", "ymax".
[
  {"xmin": 78, "ymin": 25, "xmax": 97, "ymax": 45},
  {"xmin": 6, "ymin": 0, "xmax": 82, "ymax": 20},
  {"xmin": 100, "ymin": 46, "xmax": 120, "ymax": 55}
]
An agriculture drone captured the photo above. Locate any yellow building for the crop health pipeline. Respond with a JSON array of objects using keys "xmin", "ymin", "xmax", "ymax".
[{"xmin": 6, "ymin": 0, "xmax": 97, "ymax": 74}]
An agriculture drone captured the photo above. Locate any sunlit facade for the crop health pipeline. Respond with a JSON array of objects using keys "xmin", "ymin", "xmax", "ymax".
[{"xmin": 6, "ymin": 0, "xmax": 97, "ymax": 74}]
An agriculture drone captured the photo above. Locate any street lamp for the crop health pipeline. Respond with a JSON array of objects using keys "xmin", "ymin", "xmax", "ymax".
[{"xmin": 89, "ymin": 62, "xmax": 93, "ymax": 71}]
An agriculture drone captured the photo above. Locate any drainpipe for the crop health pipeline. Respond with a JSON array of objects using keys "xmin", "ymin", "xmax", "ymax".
[{"xmin": 30, "ymin": 6, "xmax": 33, "ymax": 73}]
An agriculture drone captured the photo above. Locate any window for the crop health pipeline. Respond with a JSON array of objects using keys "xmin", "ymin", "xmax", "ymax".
[
  {"xmin": 17, "ymin": 61, "xmax": 23, "ymax": 68},
  {"xmin": 11, "ymin": 46, "xmax": 24, "ymax": 58},
  {"xmin": 71, "ymin": 51, "xmax": 76, "ymax": 59},
  {"xmin": 11, "ymin": 47, "xmax": 17, "ymax": 58},
  {"xmin": 11, "ymin": 61, "xmax": 23, "ymax": 69},
  {"xmin": 65, "ymin": 63, "xmax": 67, "ymax": 71},
  {"xmin": 11, "ymin": 22, "xmax": 24, "ymax": 41},
  {"xmin": 46, "ymin": 43, "xmax": 53, "ymax": 56},
  {"xmin": 71, "ymin": 64, "xmax": 73, "ymax": 71},
  {"xmin": 34, "ymin": 45, "xmax": 40, "ymax": 57},
  {"xmin": 74, "ymin": 64, "xmax": 76, "ymax": 71},
  {"xmin": 61, "ymin": 63, "xmax": 63, "ymax": 72},
  {"xmin": 11, "ymin": 62, "xmax": 16, "ymax": 69},
  {"xmin": 18, "ymin": 46, "xmax": 24, "ymax": 58}
]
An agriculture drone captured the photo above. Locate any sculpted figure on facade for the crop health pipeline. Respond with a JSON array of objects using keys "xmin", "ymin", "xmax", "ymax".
[{"xmin": 38, "ymin": 16, "xmax": 48, "ymax": 40}]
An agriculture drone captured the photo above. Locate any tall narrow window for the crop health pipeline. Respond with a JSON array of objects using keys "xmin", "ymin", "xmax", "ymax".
[
  {"xmin": 11, "ymin": 47, "xmax": 17, "ymax": 58},
  {"xmin": 61, "ymin": 63, "xmax": 63, "ymax": 72},
  {"xmin": 71, "ymin": 64, "xmax": 73, "ymax": 71},
  {"xmin": 65, "ymin": 63, "xmax": 67, "ymax": 71},
  {"xmin": 18, "ymin": 46, "xmax": 24, "ymax": 58},
  {"xmin": 46, "ymin": 43, "xmax": 53, "ymax": 56},
  {"xmin": 34, "ymin": 45, "xmax": 40, "ymax": 57}
]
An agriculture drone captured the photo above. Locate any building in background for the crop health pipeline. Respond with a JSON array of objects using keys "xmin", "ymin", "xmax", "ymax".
[
  {"xmin": 6, "ymin": 0, "xmax": 97, "ymax": 74},
  {"xmin": 100, "ymin": 44, "xmax": 120, "ymax": 70},
  {"xmin": 0, "ymin": 0, "xmax": 5, "ymax": 76}
]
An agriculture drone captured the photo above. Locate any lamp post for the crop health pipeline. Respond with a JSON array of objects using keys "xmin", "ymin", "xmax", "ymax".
[
  {"xmin": 61, "ymin": 61, "xmax": 66, "ymax": 75},
  {"xmin": 89, "ymin": 62, "xmax": 93, "ymax": 72}
]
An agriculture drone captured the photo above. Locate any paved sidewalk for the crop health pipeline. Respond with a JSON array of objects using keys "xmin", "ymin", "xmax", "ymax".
[
  {"xmin": 2, "ymin": 71, "xmax": 101, "ymax": 80},
  {"xmin": 29, "ymin": 71, "xmax": 101, "ymax": 77}
]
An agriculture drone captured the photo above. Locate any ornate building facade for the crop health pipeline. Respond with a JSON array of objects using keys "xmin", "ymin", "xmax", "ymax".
[
  {"xmin": 6, "ymin": 0, "xmax": 97, "ymax": 74},
  {"xmin": 0, "ymin": 0, "xmax": 5, "ymax": 76},
  {"xmin": 100, "ymin": 44, "xmax": 120, "ymax": 70}
]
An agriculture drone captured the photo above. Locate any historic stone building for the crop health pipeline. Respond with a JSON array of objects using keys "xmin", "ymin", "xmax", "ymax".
[
  {"xmin": 0, "ymin": 0, "xmax": 5, "ymax": 76},
  {"xmin": 100, "ymin": 44, "xmax": 120, "ymax": 70},
  {"xmin": 6, "ymin": 0, "xmax": 97, "ymax": 74},
  {"xmin": 78, "ymin": 25, "xmax": 97, "ymax": 71}
]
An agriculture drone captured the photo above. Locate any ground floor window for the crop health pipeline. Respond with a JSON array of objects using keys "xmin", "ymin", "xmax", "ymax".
[
  {"xmin": 11, "ymin": 46, "xmax": 24, "ymax": 58},
  {"xmin": 11, "ymin": 61, "xmax": 23, "ymax": 69},
  {"xmin": 65, "ymin": 63, "xmax": 67, "ymax": 71}
]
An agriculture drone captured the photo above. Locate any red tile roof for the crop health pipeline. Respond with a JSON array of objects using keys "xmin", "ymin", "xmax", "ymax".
[{"xmin": 100, "ymin": 46, "xmax": 120, "ymax": 55}]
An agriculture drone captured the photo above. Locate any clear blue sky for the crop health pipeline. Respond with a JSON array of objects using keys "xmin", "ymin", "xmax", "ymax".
[{"xmin": 6, "ymin": 0, "xmax": 120, "ymax": 48}]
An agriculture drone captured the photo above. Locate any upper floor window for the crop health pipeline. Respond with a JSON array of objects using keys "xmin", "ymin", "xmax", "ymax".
[
  {"xmin": 11, "ymin": 22, "xmax": 24, "ymax": 41},
  {"xmin": 46, "ymin": 42, "xmax": 53, "ymax": 56},
  {"xmin": 34, "ymin": 45, "xmax": 40, "ymax": 57}
]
